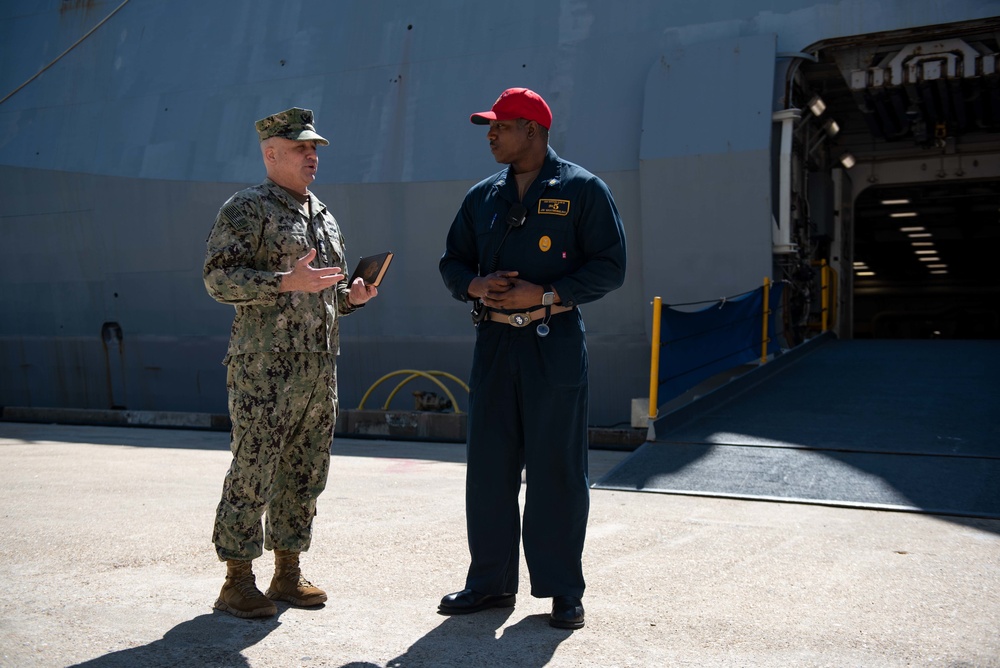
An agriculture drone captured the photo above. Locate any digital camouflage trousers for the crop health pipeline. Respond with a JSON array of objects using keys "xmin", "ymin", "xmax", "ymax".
[{"xmin": 213, "ymin": 351, "xmax": 337, "ymax": 561}]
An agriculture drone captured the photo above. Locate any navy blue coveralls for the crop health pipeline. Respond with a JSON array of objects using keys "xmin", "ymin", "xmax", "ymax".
[{"xmin": 439, "ymin": 146, "xmax": 627, "ymax": 599}]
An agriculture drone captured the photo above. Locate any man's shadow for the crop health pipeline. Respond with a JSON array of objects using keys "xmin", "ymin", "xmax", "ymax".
[
  {"xmin": 66, "ymin": 605, "xmax": 571, "ymax": 667},
  {"xmin": 378, "ymin": 608, "xmax": 573, "ymax": 668},
  {"xmin": 69, "ymin": 608, "xmax": 287, "ymax": 667}
]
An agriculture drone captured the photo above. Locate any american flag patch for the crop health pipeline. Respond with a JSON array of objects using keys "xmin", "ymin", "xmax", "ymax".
[{"xmin": 222, "ymin": 203, "xmax": 249, "ymax": 230}]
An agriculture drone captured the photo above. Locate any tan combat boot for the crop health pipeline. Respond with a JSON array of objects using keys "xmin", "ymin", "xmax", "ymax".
[
  {"xmin": 214, "ymin": 559, "xmax": 277, "ymax": 619},
  {"xmin": 265, "ymin": 549, "xmax": 327, "ymax": 606}
]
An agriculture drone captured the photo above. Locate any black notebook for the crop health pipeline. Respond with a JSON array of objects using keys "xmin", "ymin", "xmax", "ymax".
[{"xmin": 348, "ymin": 251, "xmax": 394, "ymax": 287}]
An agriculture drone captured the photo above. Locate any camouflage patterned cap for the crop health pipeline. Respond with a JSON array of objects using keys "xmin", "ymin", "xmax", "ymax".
[{"xmin": 255, "ymin": 107, "xmax": 329, "ymax": 145}]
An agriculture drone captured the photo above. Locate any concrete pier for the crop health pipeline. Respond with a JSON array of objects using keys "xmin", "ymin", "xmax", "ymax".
[{"xmin": 0, "ymin": 422, "xmax": 997, "ymax": 667}]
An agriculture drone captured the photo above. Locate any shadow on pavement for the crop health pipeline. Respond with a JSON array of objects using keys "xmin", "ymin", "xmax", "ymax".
[
  {"xmin": 65, "ymin": 602, "xmax": 571, "ymax": 667},
  {"xmin": 68, "ymin": 610, "xmax": 284, "ymax": 667},
  {"xmin": 381, "ymin": 608, "xmax": 572, "ymax": 668}
]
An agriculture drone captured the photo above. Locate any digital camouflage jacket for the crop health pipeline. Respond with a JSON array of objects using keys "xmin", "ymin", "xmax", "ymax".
[{"xmin": 204, "ymin": 178, "xmax": 360, "ymax": 361}]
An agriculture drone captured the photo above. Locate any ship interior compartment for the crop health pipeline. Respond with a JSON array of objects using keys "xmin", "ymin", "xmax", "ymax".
[
  {"xmin": 852, "ymin": 179, "xmax": 1000, "ymax": 339},
  {"xmin": 787, "ymin": 18, "xmax": 1000, "ymax": 340}
]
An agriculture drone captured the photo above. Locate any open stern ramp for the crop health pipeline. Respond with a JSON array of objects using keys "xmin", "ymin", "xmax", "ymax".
[{"xmin": 594, "ymin": 339, "xmax": 1000, "ymax": 519}]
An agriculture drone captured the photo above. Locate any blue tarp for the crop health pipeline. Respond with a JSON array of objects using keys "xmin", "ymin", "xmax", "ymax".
[{"xmin": 658, "ymin": 283, "xmax": 785, "ymax": 402}]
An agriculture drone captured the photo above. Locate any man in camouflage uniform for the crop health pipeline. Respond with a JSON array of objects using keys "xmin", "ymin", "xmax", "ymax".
[{"xmin": 204, "ymin": 107, "xmax": 377, "ymax": 619}]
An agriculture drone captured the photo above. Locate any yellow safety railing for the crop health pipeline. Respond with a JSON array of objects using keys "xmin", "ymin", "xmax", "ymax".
[
  {"xmin": 648, "ymin": 296, "xmax": 663, "ymax": 424},
  {"xmin": 357, "ymin": 369, "xmax": 470, "ymax": 414},
  {"xmin": 811, "ymin": 258, "xmax": 837, "ymax": 334},
  {"xmin": 820, "ymin": 259, "xmax": 829, "ymax": 332},
  {"xmin": 761, "ymin": 276, "xmax": 771, "ymax": 364},
  {"xmin": 647, "ymin": 276, "xmax": 779, "ymax": 426}
]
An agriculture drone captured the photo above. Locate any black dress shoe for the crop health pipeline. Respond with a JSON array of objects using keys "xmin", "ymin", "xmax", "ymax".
[
  {"xmin": 438, "ymin": 588, "xmax": 516, "ymax": 615},
  {"xmin": 550, "ymin": 595, "xmax": 585, "ymax": 629}
]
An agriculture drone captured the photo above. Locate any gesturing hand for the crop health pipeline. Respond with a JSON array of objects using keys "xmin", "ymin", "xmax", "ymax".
[{"xmin": 278, "ymin": 248, "xmax": 344, "ymax": 293}]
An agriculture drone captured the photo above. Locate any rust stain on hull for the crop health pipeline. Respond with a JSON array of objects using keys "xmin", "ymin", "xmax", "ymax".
[{"xmin": 59, "ymin": 0, "xmax": 98, "ymax": 15}]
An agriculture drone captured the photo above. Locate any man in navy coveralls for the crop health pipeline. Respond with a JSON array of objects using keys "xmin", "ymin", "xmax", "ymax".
[{"xmin": 438, "ymin": 88, "xmax": 626, "ymax": 629}]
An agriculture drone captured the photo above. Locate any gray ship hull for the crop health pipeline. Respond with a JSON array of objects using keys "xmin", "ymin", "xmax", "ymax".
[{"xmin": 3, "ymin": 1, "xmax": 999, "ymax": 425}]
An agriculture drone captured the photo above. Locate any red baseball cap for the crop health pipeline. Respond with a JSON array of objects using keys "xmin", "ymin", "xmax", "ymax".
[{"xmin": 470, "ymin": 88, "xmax": 552, "ymax": 129}]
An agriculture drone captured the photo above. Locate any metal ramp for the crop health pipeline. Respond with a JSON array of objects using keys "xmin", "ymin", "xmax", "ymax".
[{"xmin": 594, "ymin": 338, "xmax": 1000, "ymax": 518}]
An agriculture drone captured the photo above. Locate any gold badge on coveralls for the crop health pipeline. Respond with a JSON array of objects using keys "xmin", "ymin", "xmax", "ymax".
[{"xmin": 537, "ymin": 200, "xmax": 567, "ymax": 252}]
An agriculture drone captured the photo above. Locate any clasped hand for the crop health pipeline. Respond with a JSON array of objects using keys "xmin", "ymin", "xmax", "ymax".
[{"xmin": 472, "ymin": 271, "xmax": 541, "ymax": 310}]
